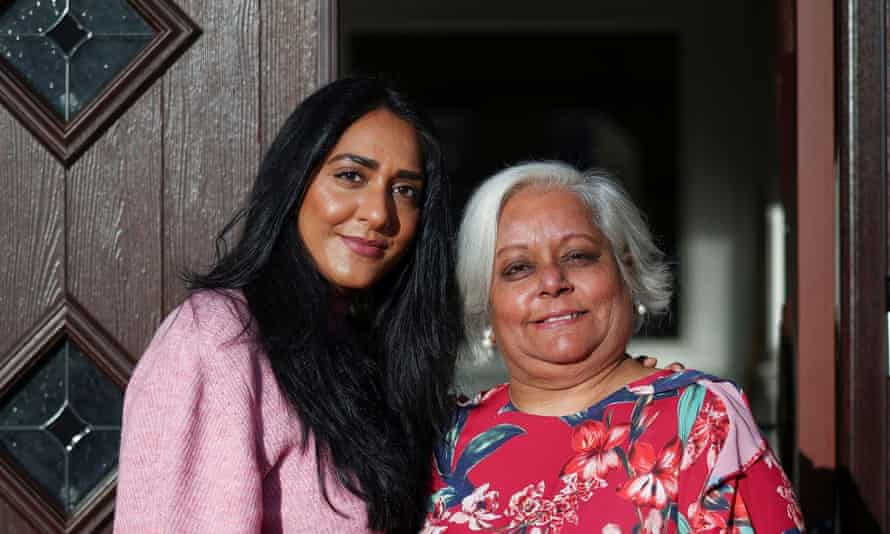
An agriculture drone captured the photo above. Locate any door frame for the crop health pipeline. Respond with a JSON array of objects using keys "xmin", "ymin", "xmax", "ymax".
[
  {"xmin": 836, "ymin": 0, "xmax": 889, "ymax": 531},
  {"xmin": 792, "ymin": 0, "xmax": 838, "ymax": 526}
]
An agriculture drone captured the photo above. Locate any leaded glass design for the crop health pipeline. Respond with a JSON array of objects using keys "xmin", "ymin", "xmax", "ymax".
[
  {"xmin": 0, "ymin": 0, "xmax": 156, "ymax": 121},
  {"xmin": 0, "ymin": 337, "xmax": 123, "ymax": 513}
]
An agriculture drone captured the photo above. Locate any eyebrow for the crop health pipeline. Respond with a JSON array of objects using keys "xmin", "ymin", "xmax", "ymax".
[
  {"xmin": 495, "ymin": 233, "xmax": 601, "ymax": 257},
  {"xmin": 495, "ymin": 244, "xmax": 528, "ymax": 258},
  {"xmin": 327, "ymin": 153, "xmax": 424, "ymax": 181}
]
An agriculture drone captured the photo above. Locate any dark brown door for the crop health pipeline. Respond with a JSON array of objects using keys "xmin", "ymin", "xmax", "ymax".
[
  {"xmin": 837, "ymin": 1, "xmax": 889, "ymax": 532},
  {"xmin": 0, "ymin": 0, "xmax": 331, "ymax": 531}
]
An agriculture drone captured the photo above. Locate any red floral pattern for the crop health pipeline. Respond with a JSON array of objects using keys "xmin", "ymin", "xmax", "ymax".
[
  {"xmin": 617, "ymin": 437, "xmax": 682, "ymax": 508},
  {"xmin": 681, "ymin": 395, "xmax": 730, "ymax": 470},
  {"xmin": 424, "ymin": 370, "xmax": 805, "ymax": 533},
  {"xmin": 562, "ymin": 420, "xmax": 630, "ymax": 482}
]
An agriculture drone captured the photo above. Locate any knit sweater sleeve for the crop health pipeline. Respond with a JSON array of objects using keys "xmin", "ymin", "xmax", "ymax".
[{"xmin": 114, "ymin": 295, "xmax": 264, "ymax": 533}]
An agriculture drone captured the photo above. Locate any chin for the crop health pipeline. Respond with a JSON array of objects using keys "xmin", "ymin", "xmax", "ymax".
[
  {"xmin": 343, "ymin": 280, "xmax": 377, "ymax": 292},
  {"xmin": 328, "ymin": 273, "xmax": 376, "ymax": 291},
  {"xmin": 549, "ymin": 338, "xmax": 604, "ymax": 357},
  {"xmin": 543, "ymin": 348, "xmax": 597, "ymax": 365}
]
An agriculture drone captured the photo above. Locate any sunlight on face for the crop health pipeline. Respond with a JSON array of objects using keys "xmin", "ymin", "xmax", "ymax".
[
  {"xmin": 298, "ymin": 109, "xmax": 424, "ymax": 291},
  {"xmin": 489, "ymin": 187, "xmax": 633, "ymax": 380}
]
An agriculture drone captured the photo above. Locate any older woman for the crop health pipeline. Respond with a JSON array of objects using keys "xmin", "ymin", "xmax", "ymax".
[{"xmin": 424, "ymin": 162, "xmax": 804, "ymax": 533}]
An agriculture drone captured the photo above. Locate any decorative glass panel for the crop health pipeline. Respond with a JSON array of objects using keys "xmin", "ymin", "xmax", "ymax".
[
  {"xmin": 0, "ymin": 0, "xmax": 155, "ymax": 121},
  {"xmin": 0, "ymin": 337, "xmax": 123, "ymax": 513},
  {"xmin": 0, "ymin": 0, "xmax": 199, "ymax": 166}
]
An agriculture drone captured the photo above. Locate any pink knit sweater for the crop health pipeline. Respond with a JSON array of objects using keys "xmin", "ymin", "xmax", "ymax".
[{"xmin": 114, "ymin": 291, "xmax": 370, "ymax": 533}]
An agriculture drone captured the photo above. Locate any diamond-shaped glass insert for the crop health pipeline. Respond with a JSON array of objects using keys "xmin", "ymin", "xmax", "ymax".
[
  {"xmin": 46, "ymin": 12, "xmax": 90, "ymax": 57},
  {"xmin": 45, "ymin": 403, "xmax": 89, "ymax": 451},
  {"xmin": 0, "ymin": 336, "xmax": 123, "ymax": 514},
  {"xmin": 0, "ymin": 0, "xmax": 157, "ymax": 121}
]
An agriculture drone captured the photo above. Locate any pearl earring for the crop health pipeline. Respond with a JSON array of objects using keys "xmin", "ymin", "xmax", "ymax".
[
  {"xmin": 482, "ymin": 327, "xmax": 495, "ymax": 348},
  {"xmin": 635, "ymin": 301, "xmax": 647, "ymax": 316}
]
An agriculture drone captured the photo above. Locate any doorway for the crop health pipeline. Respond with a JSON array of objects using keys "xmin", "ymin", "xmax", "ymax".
[{"xmin": 340, "ymin": 0, "xmax": 781, "ymax": 438}]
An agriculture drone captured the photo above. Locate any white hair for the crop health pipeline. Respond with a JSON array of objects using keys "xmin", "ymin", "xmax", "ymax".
[{"xmin": 456, "ymin": 161, "xmax": 672, "ymax": 363}]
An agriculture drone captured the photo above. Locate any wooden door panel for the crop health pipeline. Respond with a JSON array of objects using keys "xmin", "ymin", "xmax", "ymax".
[
  {"xmin": 260, "ymin": 0, "xmax": 324, "ymax": 148},
  {"xmin": 162, "ymin": 0, "xmax": 261, "ymax": 312},
  {"xmin": 0, "ymin": 123, "xmax": 65, "ymax": 360},
  {"xmin": 0, "ymin": 129, "xmax": 66, "ymax": 534},
  {"xmin": 0, "ymin": 1, "xmax": 329, "ymax": 530},
  {"xmin": 67, "ymin": 89, "xmax": 164, "ymax": 357},
  {"xmin": 837, "ymin": 0, "xmax": 890, "ymax": 530},
  {"xmin": 0, "ymin": 499, "xmax": 41, "ymax": 534},
  {"xmin": 0, "ymin": 124, "xmax": 64, "ymax": 534}
]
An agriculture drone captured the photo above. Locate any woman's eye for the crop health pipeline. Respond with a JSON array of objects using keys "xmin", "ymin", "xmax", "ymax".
[
  {"xmin": 564, "ymin": 251, "xmax": 598, "ymax": 264},
  {"xmin": 502, "ymin": 262, "xmax": 531, "ymax": 278},
  {"xmin": 334, "ymin": 170, "xmax": 363, "ymax": 183},
  {"xmin": 393, "ymin": 184, "xmax": 419, "ymax": 200}
]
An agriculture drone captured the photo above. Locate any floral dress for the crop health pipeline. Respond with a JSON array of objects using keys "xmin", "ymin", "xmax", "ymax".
[{"xmin": 423, "ymin": 370, "xmax": 804, "ymax": 534}]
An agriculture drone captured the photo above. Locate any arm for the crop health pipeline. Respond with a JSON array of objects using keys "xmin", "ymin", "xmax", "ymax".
[
  {"xmin": 114, "ymin": 302, "xmax": 264, "ymax": 533},
  {"xmin": 677, "ymin": 387, "xmax": 804, "ymax": 533},
  {"xmin": 738, "ymin": 450, "xmax": 805, "ymax": 532}
]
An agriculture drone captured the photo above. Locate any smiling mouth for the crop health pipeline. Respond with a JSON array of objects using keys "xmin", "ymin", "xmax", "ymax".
[
  {"xmin": 339, "ymin": 235, "xmax": 387, "ymax": 258},
  {"xmin": 532, "ymin": 311, "xmax": 587, "ymax": 327}
]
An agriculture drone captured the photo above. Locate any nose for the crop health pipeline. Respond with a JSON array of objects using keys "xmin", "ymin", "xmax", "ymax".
[
  {"xmin": 356, "ymin": 180, "xmax": 396, "ymax": 233},
  {"xmin": 538, "ymin": 262, "xmax": 572, "ymax": 297}
]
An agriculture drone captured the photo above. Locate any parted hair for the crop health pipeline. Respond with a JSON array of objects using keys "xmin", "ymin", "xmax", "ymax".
[
  {"xmin": 187, "ymin": 77, "xmax": 460, "ymax": 534},
  {"xmin": 456, "ymin": 161, "xmax": 672, "ymax": 364}
]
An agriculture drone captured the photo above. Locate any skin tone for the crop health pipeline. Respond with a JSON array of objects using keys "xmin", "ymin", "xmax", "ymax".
[
  {"xmin": 489, "ymin": 186, "xmax": 657, "ymax": 416},
  {"xmin": 298, "ymin": 109, "xmax": 425, "ymax": 292}
]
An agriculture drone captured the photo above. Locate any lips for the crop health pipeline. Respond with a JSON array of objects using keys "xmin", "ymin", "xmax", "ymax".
[
  {"xmin": 339, "ymin": 235, "xmax": 388, "ymax": 258},
  {"xmin": 531, "ymin": 310, "xmax": 588, "ymax": 329}
]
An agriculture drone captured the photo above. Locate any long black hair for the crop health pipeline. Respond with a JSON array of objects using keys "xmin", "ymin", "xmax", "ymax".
[{"xmin": 188, "ymin": 77, "xmax": 460, "ymax": 533}]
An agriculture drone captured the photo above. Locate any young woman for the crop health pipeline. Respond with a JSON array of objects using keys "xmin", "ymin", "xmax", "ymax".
[{"xmin": 114, "ymin": 78, "xmax": 460, "ymax": 534}]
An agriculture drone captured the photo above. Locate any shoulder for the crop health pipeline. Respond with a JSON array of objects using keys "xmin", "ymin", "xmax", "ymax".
[
  {"xmin": 126, "ymin": 290, "xmax": 259, "ymax": 402},
  {"xmin": 674, "ymin": 372, "xmax": 755, "ymax": 437},
  {"xmin": 121, "ymin": 290, "xmax": 302, "ymax": 470},
  {"xmin": 450, "ymin": 384, "xmax": 511, "ymax": 423},
  {"xmin": 653, "ymin": 371, "xmax": 756, "ymax": 445},
  {"xmin": 664, "ymin": 371, "xmax": 768, "ymax": 488},
  {"xmin": 162, "ymin": 289, "xmax": 252, "ymax": 344},
  {"xmin": 456, "ymin": 383, "xmax": 509, "ymax": 410},
  {"xmin": 637, "ymin": 369, "xmax": 748, "ymax": 416},
  {"xmin": 437, "ymin": 385, "xmax": 510, "ymax": 446},
  {"xmin": 638, "ymin": 370, "xmax": 763, "ymax": 459}
]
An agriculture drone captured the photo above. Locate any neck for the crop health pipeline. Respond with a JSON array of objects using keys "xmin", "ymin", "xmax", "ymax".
[{"xmin": 507, "ymin": 354, "xmax": 655, "ymax": 416}]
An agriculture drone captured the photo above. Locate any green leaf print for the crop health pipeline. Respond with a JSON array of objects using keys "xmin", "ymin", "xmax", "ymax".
[
  {"xmin": 677, "ymin": 511, "xmax": 692, "ymax": 534},
  {"xmin": 678, "ymin": 383, "xmax": 706, "ymax": 445},
  {"xmin": 427, "ymin": 486, "xmax": 459, "ymax": 512},
  {"xmin": 453, "ymin": 424, "xmax": 526, "ymax": 477}
]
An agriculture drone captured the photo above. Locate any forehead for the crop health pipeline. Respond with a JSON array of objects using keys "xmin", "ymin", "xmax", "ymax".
[
  {"xmin": 497, "ymin": 187, "xmax": 601, "ymax": 240},
  {"xmin": 331, "ymin": 109, "xmax": 421, "ymax": 163}
]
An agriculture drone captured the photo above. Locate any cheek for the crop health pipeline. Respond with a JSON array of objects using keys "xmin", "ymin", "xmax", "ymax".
[
  {"xmin": 299, "ymin": 188, "xmax": 353, "ymax": 235},
  {"xmin": 389, "ymin": 207, "xmax": 421, "ymax": 255},
  {"xmin": 316, "ymin": 189, "xmax": 355, "ymax": 225},
  {"xmin": 596, "ymin": 278, "xmax": 633, "ymax": 335},
  {"xmin": 588, "ymin": 282, "xmax": 623, "ymax": 318},
  {"xmin": 489, "ymin": 283, "xmax": 531, "ymax": 335},
  {"xmin": 582, "ymin": 263, "xmax": 626, "ymax": 301}
]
